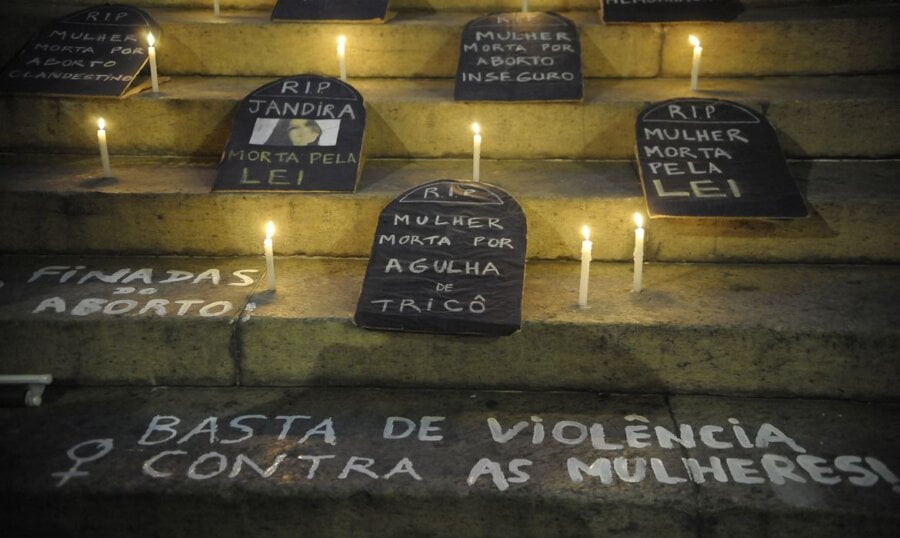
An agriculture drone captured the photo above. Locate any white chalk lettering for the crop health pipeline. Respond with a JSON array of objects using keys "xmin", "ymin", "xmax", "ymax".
[
  {"xmin": 48, "ymin": 416, "xmax": 900, "ymax": 497},
  {"xmin": 52, "ymin": 439, "xmax": 114, "ymax": 487},
  {"xmin": 467, "ymin": 458, "xmax": 531, "ymax": 491}
]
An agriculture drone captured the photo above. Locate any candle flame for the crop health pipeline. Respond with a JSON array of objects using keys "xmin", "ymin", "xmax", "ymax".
[
  {"xmin": 97, "ymin": 118, "xmax": 106, "ymax": 130},
  {"xmin": 471, "ymin": 122, "xmax": 480, "ymax": 135},
  {"xmin": 265, "ymin": 221, "xmax": 275, "ymax": 239},
  {"xmin": 581, "ymin": 225, "xmax": 590, "ymax": 241},
  {"xmin": 633, "ymin": 212, "xmax": 644, "ymax": 228},
  {"xmin": 689, "ymin": 35, "xmax": 701, "ymax": 48},
  {"xmin": 337, "ymin": 34, "xmax": 346, "ymax": 53},
  {"xmin": 147, "ymin": 32, "xmax": 155, "ymax": 47}
]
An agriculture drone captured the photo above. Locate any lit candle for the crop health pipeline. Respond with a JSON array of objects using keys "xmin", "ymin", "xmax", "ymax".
[
  {"xmin": 264, "ymin": 221, "xmax": 276, "ymax": 291},
  {"xmin": 96, "ymin": 118, "xmax": 111, "ymax": 178},
  {"xmin": 147, "ymin": 32, "xmax": 159, "ymax": 93},
  {"xmin": 214, "ymin": 0, "xmax": 220, "ymax": 17},
  {"xmin": 689, "ymin": 34, "xmax": 702, "ymax": 91},
  {"xmin": 471, "ymin": 122, "xmax": 481, "ymax": 182},
  {"xmin": 578, "ymin": 225, "xmax": 592, "ymax": 308},
  {"xmin": 632, "ymin": 213, "xmax": 645, "ymax": 293},
  {"xmin": 337, "ymin": 35, "xmax": 347, "ymax": 82}
]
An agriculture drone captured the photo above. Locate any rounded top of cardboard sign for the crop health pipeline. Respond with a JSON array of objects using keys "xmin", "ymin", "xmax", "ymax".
[
  {"xmin": 388, "ymin": 179, "xmax": 525, "ymax": 215},
  {"xmin": 638, "ymin": 98, "xmax": 764, "ymax": 125},
  {"xmin": 463, "ymin": 11, "xmax": 577, "ymax": 30},
  {"xmin": 246, "ymin": 75, "xmax": 364, "ymax": 102},
  {"xmin": 60, "ymin": 4, "xmax": 159, "ymax": 29}
]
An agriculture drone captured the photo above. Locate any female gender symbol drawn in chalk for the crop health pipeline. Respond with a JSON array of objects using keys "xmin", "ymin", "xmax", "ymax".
[{"xmin": 52, "ymin": 438, "xmax": 114, "ymax": 487}]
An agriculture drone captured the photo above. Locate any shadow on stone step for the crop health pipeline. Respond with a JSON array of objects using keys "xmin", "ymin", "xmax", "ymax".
[
  {"xmin": 0, "ymin": 386, "xmax": 28, "ymax": 407},
  {"xmin": 687, "ymin": 89, "xmax": 747, "ymax": 100},
  {"xmin": 79, "ymin": 176, "xmax": 120, "ymax": 189},
  {"xmin": 365, "ymin": 108, "xmax": 409, "ymax": 159},
  {"xmin": 658, "ymin": 207, "xmax": 835, "ymax": 241},
  {"xmin": 3, "ymin": 488, "xmax": 690, "ymax": 537},
  {"xmin": 249, "ymin": 290, "xmax": 276, "ymax": 307},
  {"xmin": 199, "ymin": 105, "xmax": 236, "ymax": 160},
  {"xmin": 287, "ymin": 320, "xmax": 672, "ymax": 395}
]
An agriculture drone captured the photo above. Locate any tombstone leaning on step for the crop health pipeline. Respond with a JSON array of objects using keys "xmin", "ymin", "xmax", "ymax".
[{"xmin": 355, "ymin": 179, "xmax": 527, "ymax": 337}]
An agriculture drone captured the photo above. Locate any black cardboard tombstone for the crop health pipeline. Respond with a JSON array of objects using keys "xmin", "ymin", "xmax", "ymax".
[
  {"xmin": 0, "ymin": 4, "xmax": 159, "ymax": 97},
  {"xmin": 213, "ymin": 75, "xmax": 366, "ymax": 192},
  {"xmin": 355, "ymin": 180, "xmax": 527, "ymax": 336},
  {"xmin": 636, "ymin": 98, "xmax": 807, "ymax": 219},
  {"xmin": 272, "ymin": 0, "xmax": 393, "ymax": 22},
  {"xmin": 601, "ymin": 0, "xmax": 744, "ymax": 23},
  {"xmin": 455, "ymin": 12, "xmax": 582, "ymax": 102}
]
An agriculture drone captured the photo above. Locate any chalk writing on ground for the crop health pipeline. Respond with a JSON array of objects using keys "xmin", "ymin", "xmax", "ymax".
[
  {"xmin": 51, "ymin": 413, "xmax": 900, "ymax": 495},
  {"xmin": 3, "ymin": 264, "xmax": 260, "ymax": 318}
]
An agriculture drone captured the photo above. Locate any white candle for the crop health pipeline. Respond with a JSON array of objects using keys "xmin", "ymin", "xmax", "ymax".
[
  {"xmin": 337, "ymin": 35, "xmax": 347, "ymax": 82},
  {"xmin": 96, "ymin": 118, "xmax": 111, "ymax": 178},
  {"xmin": 147, "ymin": 32, "xmax": 159, "ymax": 93},
  {"xmin": 472, "ymin": 122, "xmax": 481, "ymax": 182},
  {"xmin": 689, "ymin": 35, "xmax": 702, "ymax": 91},
  {"xmin": 632, "ymin": 213, "xmax": 645, "ymax": 293},
  {"xmin": 214, "ymin": 0, "xmax": 220, "ymax": 17},
  {"xmin": 578, "ymin": 225, "xmax": 592, "ymax": 308},
  {"xmin": 522, "ymin": 0, "xmax": 529, "ymax": 12},
  {"xmin": 264, "ymin": 221, "xmax": 276, "ymax": 291}
]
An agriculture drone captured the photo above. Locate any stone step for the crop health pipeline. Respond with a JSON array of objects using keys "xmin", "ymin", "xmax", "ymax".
[
  {"xmin": 1, "ymin": 4, "xmax": 896, "ymax": 79},
  {"xmin": 1, "ymin": 76, "xmax": 898, "ymax": 159},
  {"xmin": 1, "ymin": 255, "xmax": 897, "ymax": 399},
  {"xmin": 1, "ymin": 386, "xmax": 898, "ymax": 536},
  {"xmin": 17, "ymin": 0, "xmax": 896, "ymax": 12},
  {"xmin": 1, "ymin": 155, "xmax": 898, "ymax": 263}
]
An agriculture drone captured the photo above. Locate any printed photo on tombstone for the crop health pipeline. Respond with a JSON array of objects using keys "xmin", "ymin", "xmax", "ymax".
[
  {"xmin": 248, "ymin": 118, "xmax": 342, "ymax": 147},
  {"xmin": 0, "ymin": 4, "xmax": 160, "ymax": 98},
  {"xmin": 213, "ymin": 74, "xmax": 366, "ymax": 192},
  {"xmin": 635, "ymin": 98, "xmax": 808, "ymax": 219},
  {"xmin": 271, "ymin": 0, "xmax": 394, "ymax": 22},
  {"xmin": 455, "ymin": 12, "xmax": 582, "ymax": 102},
  {"xmin": 600, "ymin": 0, "xmax": 744, "ymax": 23},
  {"xmin": 355, "ymin": 179, "xmax": 527, "ymax": 337}
]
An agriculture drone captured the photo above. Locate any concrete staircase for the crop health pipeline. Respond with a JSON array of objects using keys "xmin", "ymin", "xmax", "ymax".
[{"xmin": 0, "ymin": 1, "xmax": 898, "ymax": 535}]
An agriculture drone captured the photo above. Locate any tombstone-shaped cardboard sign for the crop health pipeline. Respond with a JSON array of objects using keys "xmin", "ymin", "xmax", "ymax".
[
  {"xmin": 455, "ymin": 12, "xmax": 582, "ymax": 102},
  {"xmin": 355, "ymin": 180, "xmax": 527, "ymax": 336},
  {"xmin": 272, "ymin": 0, "xmax": 393, "ymax": 22},
  {"xmin": 213, "ymin": 75, "xmax": 366, "ymax": 192},
  {"xmin": 636, "ymin": 98, "xmax": 808, "ymax": 219},
  {"xmin": 601, "ymin": 0, "xmax": 744, "ymax": 23},
  {"xmin": 0, "ymin": 4, "xmax": 159, "ymax": 97}
]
